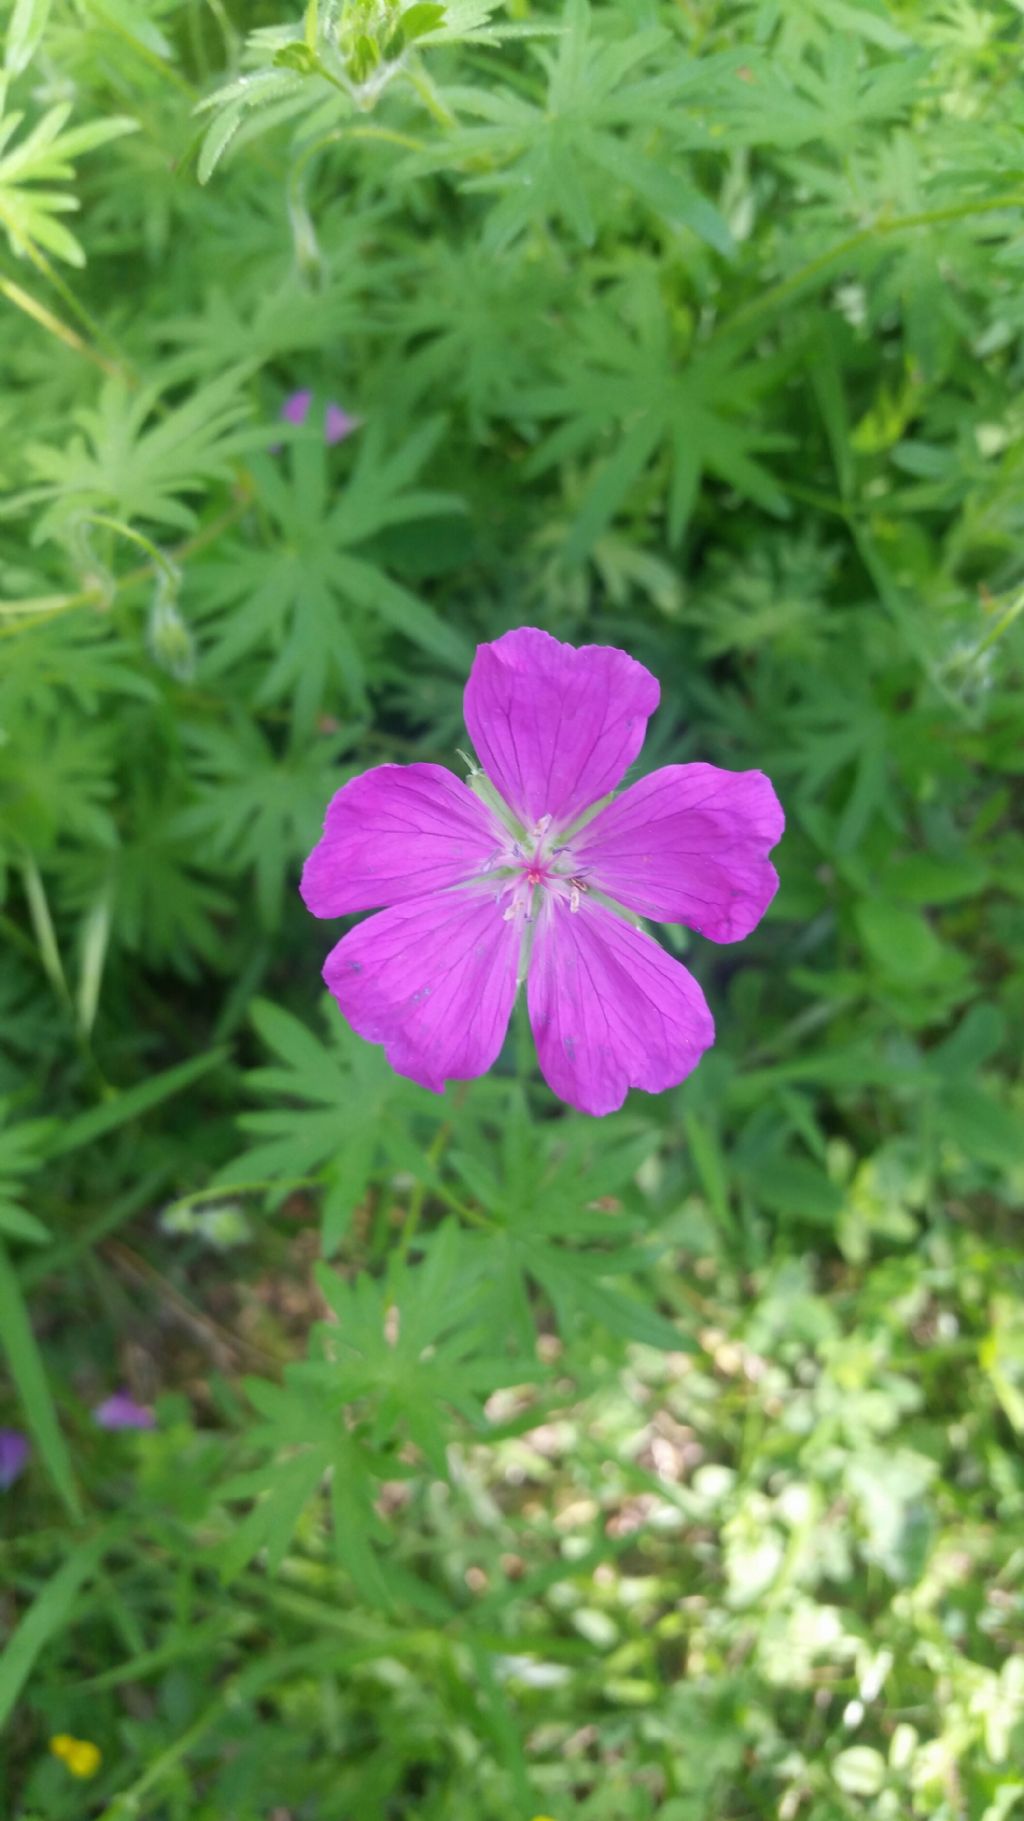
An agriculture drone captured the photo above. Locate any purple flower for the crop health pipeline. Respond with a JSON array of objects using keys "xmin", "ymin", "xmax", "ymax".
[
  {"xmin": 0, "ymin": 1429, "xmax": 29, "ymax": 1490},
  {"xmin": 300, "ymin": 628, "xmax": 783, "ymax": 1117},
  {"xmin": 324, "ymin": 402, "xmax": 360, "ymax": 446},
  {"xmin": 279, "ymin": 391, "xmax": 360, "ymax": 446},
  {"xmin": 93, "ymin": 1392, "xmax": 156, "ymax": 1432},
  {"xmin": 280, "ymin": 388, "xmax": 314, "ymax": 428}
]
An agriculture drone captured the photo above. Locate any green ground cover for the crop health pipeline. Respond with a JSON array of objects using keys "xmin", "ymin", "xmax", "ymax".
[{"xmin": 1, "ymin": 1, "xmax": 1023, "ymax": 1815}]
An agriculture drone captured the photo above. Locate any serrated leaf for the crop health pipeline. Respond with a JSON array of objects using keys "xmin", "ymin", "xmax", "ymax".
[
  {"xmin": 399, "ymin": 3, "xmax": 447, "ymax": 46},
  {"xmin": 215, "ymin": 1000, "xmax": 409, "ymax": 1254},
  {"xmin": 197, "ymin": 104, "xmax": 245, "ymax": 186},
  {"xmin": 0, "ymin": 92, "xmax": 136, "ymax": 266}
]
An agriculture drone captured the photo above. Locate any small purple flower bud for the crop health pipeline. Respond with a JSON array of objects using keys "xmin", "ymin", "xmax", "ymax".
[
  {"xmin": 0, "ymin": 1429, "xmax": 29, "ymax": 1490},
  {"xmin": 93, "ymin": 1392, "xmax": 156, "ymax": 1432}
]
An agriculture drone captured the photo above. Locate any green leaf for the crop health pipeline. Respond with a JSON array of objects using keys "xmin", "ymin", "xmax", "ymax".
[
  {"xmin": 219, "ymin": 1449, "xmax": 325, "ymax": 1583},
  {"xmin": 524, "ymin": 266, "xmax": 789, "ymax": 554},
  {"xmin": 0, "ymin": 1239, "xmax": 80, "ymax": 1517},
  {"xmin": 684, "ymin": 1112, "xmax": 736, "ymax": 1243},
  {"xmin": 587, "ymin": 136, "xmax": 734, "ymax": 256},
  {"xmin": 18, "ymin": 369, "xmax": 258, "ymax": 540},
  {"xmin": 940, "ymin": 1087, "xmax": 1024, "ymax": 1172},
  {"xmin": 171, "ymin": 721, "xmax": 352, "ymax": 930},
  {"xmin": 424, "ymin": 7, "xmax": 734, "ymax": 255},
  {"xmin": 528, "ymin": 1245, "xmax": 685, "ymax": 1352},
  {"xmin": 747, "ymin": 1159, "xmax": 844, "ymax": 1226},
  {"xmin": 0, "ymin": 1104, "xmax": 51, "ymax": 1243},
  {"xmin": 855, "ymin": 901, "xmax": 945, "ymax": 981},
  {"xmin": 196, "ymin": 103, "xmax": 246, "ymax": 187},
  {"xmin": 215, "ymin": 1001, "xmax": 408, "ymax": 1256},
  {"xmin": 273, "ymin": 41, "xmax": 319, "ymax": 74},
  {"xmin": 0, "ymin": 1199, "xmax": 50, "ymax": 1244},
  {"xmin": 928, "ymin": 1004, "xmax": 1005, "ymax": 1079},
  {"xmin": 882, "ymin": 853, "xmax": 988, "ymax": 905},
  {"xmin": 47, "ymin": 1048, "xmax": 228, "ymax": 1159},
  {"xmin": 0, "ymin": 1530, "xmax": 108, "ymax": 1729},
  {"xmin": 4, "ymin": 0, "xmax": 53, "ymax": 76},
  {"xmin": 399, "ymin": 3, "xmax": 447, "ymax": 46},
  {"xmin": 196, "ymin": 428, "xmax": 467, "ymax": 723},
  {"xmin": 0, "ymin": 90, "xmax": 136, "ymax": 267}
]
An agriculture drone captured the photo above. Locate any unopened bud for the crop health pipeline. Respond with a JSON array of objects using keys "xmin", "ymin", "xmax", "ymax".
[{"xmin": 147, "ymin": 569, "xmax": 194, "ymax": 682}]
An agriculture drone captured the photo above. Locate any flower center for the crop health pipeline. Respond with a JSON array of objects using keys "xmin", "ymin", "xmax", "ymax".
[{"xmin": 492, "ymin": 818, "xmax": 590, "ymax": 923}]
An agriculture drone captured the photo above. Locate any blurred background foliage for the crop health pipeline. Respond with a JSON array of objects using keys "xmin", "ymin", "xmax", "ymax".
[{"xmin": 1, "ymin": 0, "xmax": 1023, "ymax": 1815}]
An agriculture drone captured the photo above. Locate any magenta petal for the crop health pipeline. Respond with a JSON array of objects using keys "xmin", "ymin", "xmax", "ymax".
[
  {"xmin": 527, "ymin": 898, "xmax": 714, "ymax": 1116},
  {"xmin": 301, "ymin": 764, "xmax": 504, "ymax": 918},
  {"xmin": 463, "ymin": 628, "xmax": 659, "ymax": 832},
  {"xmin": 94, "ymin": 1392, "xmax": 156, "ymax": 1431},
  {"xmin": 324, "ymin": 403, "xmax": 359, "ymax": 445},
  {"xmin": 576, "ymin": 764, "xmax": 784, "ymax": 943},
  {"xmin": 281, "ymin": 389, "xmax": 313, "ymax": 426},
  {"xmin": 324, "ymin": 889, "xmax": 519, "ymax": 1092},
  {"xmin": 0, "ymin": 1429, "xmax": 29, "ymax": 1490}
]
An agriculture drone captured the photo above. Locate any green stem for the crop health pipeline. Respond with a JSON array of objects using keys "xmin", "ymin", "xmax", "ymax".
[
  {"xmin": 163, "ymin": 1175, "xmax": 324, "ymax": 1217},
  {"xmin": 94, "ymin": 1696, "xmax": 228, "ymax": 1820},
  {"xmin": 81, "ymin": 515, "xmax": 180, "ymax": 586},
  {"xmin": 5, "ymin": 228, "xmax": 133, "ymax": 375},
  {"xmin": 513, "ymin": 990, "xmax": 533, "ymax": 1083},
  {"xmin": 404, "ymin": 60, "xmax": 456, "ymax": 129},
  {"xmin": 0, "ymin": 497, "xmax": 250, "ymax": 639},
  {"xmin": 396, "ymin": 1094, "xmax": 466, "ymax": 1262},
  {"xmin": 0, "ymin": 274, "xmax": 119, "ymax": 376},
  {"xmin": 970, "ymin": 584, "xmax": 1024, "ymax": 661}
]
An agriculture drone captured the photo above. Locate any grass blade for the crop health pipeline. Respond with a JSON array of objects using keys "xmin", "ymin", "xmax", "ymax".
[
  {"xmin": 0, "ymin": 1240, "xmax": 80, "ymax": 1518},
  {"xmin": 0, "ymin": 1530, "xmax": 108, "ymax": 1731}
]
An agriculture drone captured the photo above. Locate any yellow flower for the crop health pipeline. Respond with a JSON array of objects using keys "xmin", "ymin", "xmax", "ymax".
[{"xmin": 49, "ymin": 1733, "xmax": 102, "ymax": 1778}]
